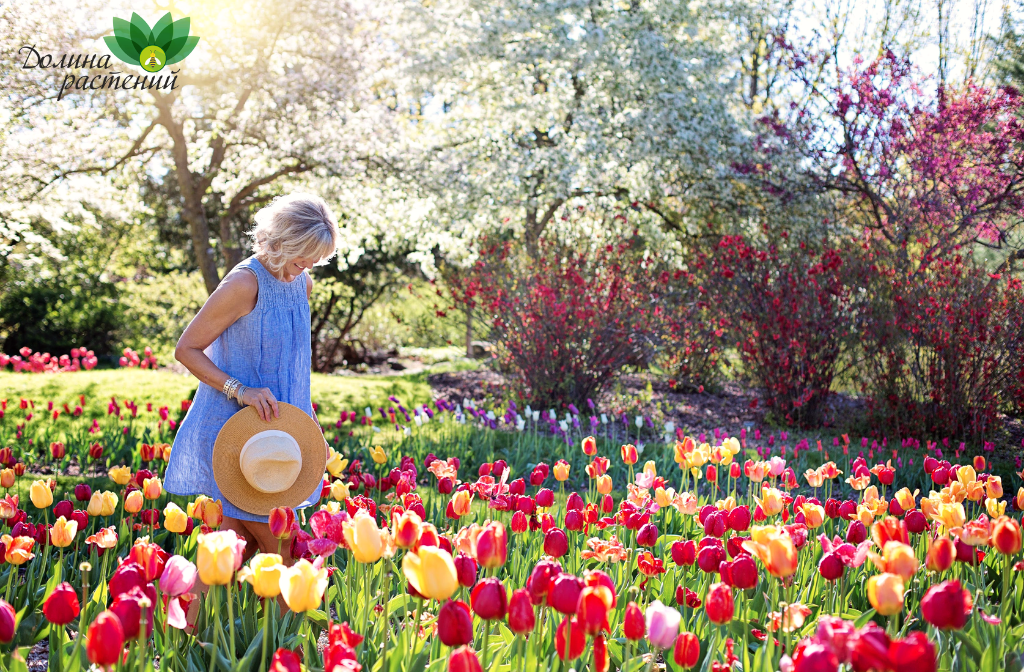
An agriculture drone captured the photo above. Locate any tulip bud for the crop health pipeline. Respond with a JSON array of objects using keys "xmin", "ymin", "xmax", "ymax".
[
  {"xmin": 43, "ymin": 582, "xmax": 80, "ymax": 625},
  {"xmin": 671, "ymin": 540, "xmax": 696, "ymax": 566},
  {"xmin": 86, "ymin": 610, "xmax": 125, "ymax": 667},
  {"xmin": 510, "ymin": 510, "xmax": 528, "ymax": 534},
  {"xmin": 992, "ymin": 516, "xmax": 1023, "ymax": 555},
  {"xmin": 867, "ymin": 573, "xmax": 904, "ymax": 616},
  {"xmin": 453, "ymin": 553, "xmax": 477, "ymax": 587},
  {"xmin": 536, "ymin": 488, "xmax": 554, "ymax": 508},
  {"xmin": 818, "ymin": 552, "xmax": 845, "ymax": 581},
  {"xmin": 544, "ymin": 527, "xmax": 569, "ymax": 558},
  {"xmin": 555, "ymin": 616, "xmax": 586, "ymax": 661},
  {"xmin": 447, "ymin": 646, "xmax": 483, "ymax": 672},
  {"xmin": 437, "ymin": 600, "xmax": 473, "ymax": 647},
  {"xmin": 645, "ymin": 600, "xmax": 681, "ymax": 649},
  {"xmin": 547, "ymin": 573, "xmax": 583, "ymax": 615},
  {"xmin": 926, "ymin": 537, "xmax": 955, "ymax": 572},
  {"xmin": 74, "ymin": 484, "xmax": 92, "ymax": 502},
  {"xmin": 673, "ymin": 631, "xmax": 700, "ymax": 669},
  {"xmin": 268, "ymin": 507, "xmax": 296, "ymax": 541},
  {"xmin": 636, "ymin": 523, "xmax": 658, "ymax": 547},
  {"xmin": 470, "ymin": 577, "xmax": 508, "ymax": 621},
  {"xmin": 507, "ymin": 588, "xmax": 535, "ymax": 634},
  {"xmin": 705, "ymin": 582, "xmax": 734, "ymax": 624},
  {"xmin": 623, "ymin": 601, "xmax": 645, "ymax": 640},
  {"xmin": 124, "ymin": 490, "xmax": 144, "ymax": 514},
  {"xmin": 0, "ymin": 600, "xmax": 14, "ymax": 643}
]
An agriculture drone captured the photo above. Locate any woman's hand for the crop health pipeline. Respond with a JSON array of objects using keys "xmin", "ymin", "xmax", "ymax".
[{"xmin": 240, "ymin": 387, "xmax": 280, "ymax": 421}]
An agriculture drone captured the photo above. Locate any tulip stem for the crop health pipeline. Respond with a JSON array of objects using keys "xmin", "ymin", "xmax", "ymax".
[
  {"xmin": 208, "ymin": 585, "xmax": 219, "ymax": 672},
  {"xmin": 260, "ymin": 598, "xmax": 271, "ymax": 672},
  {"xmin": 225, "ymin": 579, "xmax": 237, "ymax": 664},
  {"xmin": 3, "ymin": 567, "xmax": 13, "ymax": 603},
  {"xmin": 481, "ymin": 620, "xmax": 491, "ymax": 669},
  {"xmin": 380, "ymin": 571, "xmax": 391, "ymax": 672}
]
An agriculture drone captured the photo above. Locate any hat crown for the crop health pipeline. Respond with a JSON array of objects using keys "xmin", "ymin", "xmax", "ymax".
[{"xmin": 238, "ymin": 429, "xmax": 302, "ymax": 494}]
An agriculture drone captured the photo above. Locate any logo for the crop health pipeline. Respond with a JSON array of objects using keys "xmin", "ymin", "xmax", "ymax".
[{"xmin": 104, "ymin": 12, "xmax": 199, "ymax": 73}]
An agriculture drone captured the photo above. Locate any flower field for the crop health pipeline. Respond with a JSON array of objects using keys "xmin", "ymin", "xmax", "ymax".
[{"xmin": 0, "ymin": 383, "xmax": 1021, "ymax": 672}]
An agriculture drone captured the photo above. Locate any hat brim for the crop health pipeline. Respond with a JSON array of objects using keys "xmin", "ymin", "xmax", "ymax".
[{"xmin": 213, "ymin": 403, "xmax": 327, "ymax": 516}]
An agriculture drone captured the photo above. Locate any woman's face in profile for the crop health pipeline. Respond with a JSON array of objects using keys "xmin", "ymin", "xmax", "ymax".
[{"xmin": 287, "ymin": 255, "xmax": 319, "ymax": 276}]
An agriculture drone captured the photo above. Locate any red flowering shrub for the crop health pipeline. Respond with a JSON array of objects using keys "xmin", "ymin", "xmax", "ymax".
[
  {"xmin": 448, "ymin": 235, "xmax": 669, "ymax": 407},
  {"xmin": 661, "ymin": 271, "xmax": 728, "ymax": 393},
  {"xmin": 691, "ymin": 235, "xmax": 858, "ymax": 428}
]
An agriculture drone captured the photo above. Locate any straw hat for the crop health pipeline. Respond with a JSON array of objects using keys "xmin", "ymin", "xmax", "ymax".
[{"xmin": 212, "ymin": 403, "xmax": 327, "ymax": 516}]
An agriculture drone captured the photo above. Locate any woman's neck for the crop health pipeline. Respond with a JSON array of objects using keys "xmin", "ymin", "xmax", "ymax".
[{"xmin": 257, "ymin": 255, "xmax": 298, "ymax": 283}]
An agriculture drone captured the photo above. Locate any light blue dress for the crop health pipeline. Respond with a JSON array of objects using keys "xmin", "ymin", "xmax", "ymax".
[{"xmin": 165, "ymin": 255, "xmax": 321, "ymax": 522}]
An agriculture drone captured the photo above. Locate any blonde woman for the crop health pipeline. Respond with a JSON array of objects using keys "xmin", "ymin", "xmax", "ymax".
[{"xmin": 167, "ymin": 193, "xmax": 338, "ymax": 562}]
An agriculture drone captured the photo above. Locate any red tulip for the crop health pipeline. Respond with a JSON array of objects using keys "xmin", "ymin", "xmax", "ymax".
[
  {"xmin": 921, "ymin": 580, "xmax": 971, "ymax": 630},
  {"xmin": 507, "ymin": 588, "xmax": 535, "ymax": 634},
  {"xmin": 544, "ymin": 528, "xmax": 569, "ymax": 558},
  {"xmin": 547, "ymin": 573, "xmax": 583, "ymax": 615},
  {"xmin": 671, "ymin": 540, "xmax": 696, "ymax": 566},
  {"xmin": 437, "ymin": 600, "xmax": 473, "ymax": 646},
  {"xmin": 453, "ymin": 553, "xmax": 477, "ymax": 587},
  {"xmin": 270, "ymin": 648, "xmax": 302, "ymax": 672},
  {"xmin": 727, "ymin": 506, "xmax": 751, "ymax": 532},
  {"xmin": 110, "ymin": 586, "xmax": 155, "ymax": 639},
  {"xmin": 888, "ymin": 631, "xmax": 936, "ymax": 672},
  {"xmin": 601, "ymin": 494, "xmax": 614, "ymax": 513},
  {"xmin": 526, "ymin": 560, "xmax": 562, "ymax": 605},
  {"xmin": 818, "ymin": 553, "xmax": 845, "ymax": 581},
  {"xmin": 705, "ymin": 582, "xmax": 734, "ymax": 625},
  {"xmin": 673, "ymin": 631, "xmax": 700, "ymax": 669},
  {"xmin": 904, "ymin": 510, "xmax": 927, "ymax": 534},
  {"xmin": 43, "ymin": 582, "xmax": 80, "ymax": 625},
  {"xmin": 510, "ymin": 511, "xmax": 528, "ymax": 534},
  {"xmin": 53, "ymin": 500, "xmax": 73, "ymax": 520},
  {"xmin": 849, "ymin": 622, "xmax": 890, "ymax": 672},
  {"xmin": 791, "ymin": 640, "xmax": 839, "ymax": 672},
  {"xmin": 74, "ymin": 484, "xmax": 92, "ymax": 502},
  {"xmin": 86, "ymin": 610, "xmax": 125, "ymax": 667},
  {"xmin": 555, "ymin": 616, "xmax": 586, "ymax": 661},
  {"xmin": 719, "ymin": 555, "xmax": 758, "ymax": 590},
  {"xmin": 470, "ymin": 578, "xmax": 507, "ymax": 620},
  {"xmin": 268, "ymin": 507, "xmax": 296, "ymax": 540},
  {"xmin": 696, "ymin": 544, "xmax": 725, "ymax": 573},
  {"xmin": 565, "ymin": 510, "xmax": 584, "ymax": 532},
  {"xmin": 447, "ymin": 646, "xmax": 482, "ymax": 672},
  {"xmin": 593, "ymin": 635, "xmax": 609, "ymax": 672},
  {"xmin": 0, "ymin": 600, "xmax": 15, "ymax": 643},
  {"xmin": 846, "ymin": 520, "xmax": 867, "ymax": 544},
  {"xmin": 583, "ymin": 569, "xmax": 617, "ymax": 606},
  {"xmin": 623, "ymin": 601, "xmax": 645, "ymax": 640},
  {"xmin": 636, "ymin": 523, "xmax": 658, "ymax": 547},
  {"xmin": 536, "ymin": 488, "xmax": 554, "ymax": 508}
]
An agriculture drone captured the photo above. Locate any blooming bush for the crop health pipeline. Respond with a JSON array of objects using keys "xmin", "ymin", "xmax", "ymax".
[
  {"xmin": 448, "ymin": 235, "xmax": 670, "ymax": 408},
  {"xmin": 690, "ymin": 235, "xmax": 858, "ymax": 428}
]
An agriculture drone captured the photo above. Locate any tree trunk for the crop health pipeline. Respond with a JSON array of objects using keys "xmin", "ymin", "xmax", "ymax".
[{"xmin": 219, "ymin": 215, "xmax": 245, "ymax": 273}]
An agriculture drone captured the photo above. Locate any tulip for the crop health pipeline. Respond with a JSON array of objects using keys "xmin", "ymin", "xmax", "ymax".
[
  {"xmin": 53, "ymin": 500, "xmax": 73, "ymax": 520},
  {"xmin": 163, "ymin": 502, "xmax": 188, "ymax": 534},
  {"xmin": 871, "ymin": 541, "xmax": 918, "ymax": 581},
  {"xmin": 124, "ymin": 490, "xmax": 144, "ymax": 514},
  {"xmin": 0, "ymin": 470, "xmax": 13, "ymax": 490},
  {"xmin": 403, "ymin": 546, "xmax": 458, "ymax": 601},
  {"xmin": 49, "ymin": 516, "xmax": 77, "ymax": 548},
  {"xmin": 0, "ymin": 601, "xmax": 14, "ymax": 643},
  {"xmin": 30, "ymin": 480, "xmax": 52, "ymax": 509},
  {"xmin": 991, "ymin": 516, "xmax": 1023, "ymax": 555},
  {"xmin": 437, "ymin": 600, "xmax": 473, "ymax": 646},
  {"xmin": 108, "ymin": 466, "xmax": 131, "ymax": 486},
  {"xmin": 470, "ymin": 577, "xmax": 508, "ymax": 620},
  {"xmin": 576, "ymin": 585, "xmax": 613, "ymax": 635},
  {"xmin": 645, "ymin": 600, "xmax": 681, "ymax": 649},
  {"xmin": 582, "ymin": 435, "xmax": 597, "ymax": 456},
  {"xmin": 160, "ymin": 555, "xmax": 197, "ymax": 597},
  {"xmin": 197, "ymin": 530, "xmax": 246, "ymax": 586},
  {"xmin": 671, "ymin": 540, "xmax": 696, "ymax": 566},
  {"xmin": 673, "ymin": 631, "xmax": 700, "ymax": 669},
  {"xmin": 453, "ymin": 553, "xmax": 477, "ymax": 587},
  {"xmin": 507, "ymin": 588, "xmax": 535, "ymax": 633},
  {"xmin": 705, "ymin": 582, "xmax": 734, "ymax": 624},
  {"xmin": 110, "ymin": 585, "xmax": 155, "ymax": 639},
  {"xmin": 888, "ymin": 631, "xmax": 937, "ymax": 672},
  {"xmin": 920, "ymin": 580, "xmax": 971, "ymax": 630},
  {"xmin": 394, "ymin": 510, "xmax": 422, "ymax": 549},
  {"xmin": 547, "ymin": 573, "xmax": 583, "ymax": 614},
  {"xmin": 849, "ymin": 622, "xmax": 890, "ymax": 672},
  {"xmin": 818, "ymin": 552, "xmax": 845, "ymax": 581},
  {"xmin": 343, "ymin": 510, "xmax": 383, "ymax": 564},
  {"xmin": 867, "ymin": 572, "xmax": 904, "ymax": 616},
  {"xmin": 270, "ymin": 649, "xmax": 302, "ymax": 672},
  {"xmin": 742, "ymin": 526, "xmax": 798, "ymax": 578},
  {"xmin": 621, "ymin": 444, "xmax": 638, "ymax": 465},
  {"xmin": 448, "ymin": 646, "xmax": 483, "ymax": 672},
  {"xmin": 2, "ymin": 534, "xmax": 34, "ymax": 565},
  {"xmin": 86, "ymin": 527, "xmax": 118, "ymax": 550},
  {"xmin": 269, "ymin": 507, "xmax": 296, "ymax": 540},
  {"xmin": 242, "ymin": 553, "xmax": 285, "ymax": 598},
  {"xmin": 544, "ymin": 527, "xmax": 569, "ymax": 558},
  {"xmin": 141, "ymin": 477, "xmax": 162, "ymax": 500},
  {"xmin": 198, "ymin": 498, "xmax": 223, "ymax": 528},
  {"xmin": 553, "ymin": 460, "xmax": 570, "ymax": 481},
  {"xmin": 555, "ymin": 616, "xmax": 586, "ymax": 661},
  {"xmin": 719, "ymin": 555, "xmax": 758, "ymax": 590},
  {"xmin": 43, "ymin": 581, "xmax": 80, "ymax": 625},
  {"xmin": 475, "ymin": 521, "xmax": 507, "ymax": 569},
  {"xmin": 448, "ymin": 490, "xmax": 472, "ymax": 518},
  {"xmin": 926, "ymin": 536, "xmax": 955, "ymax": 572},
  {"xmin": 86, "ymin": 610, "xmax": 125, "ymax": 667},
  {"xmin": 279, "ymin": 559, "xmax": 328, "ymax": 612},
  {"xmin": 791, "ymin": 640, "xmax": 840, "ymax": 672}
]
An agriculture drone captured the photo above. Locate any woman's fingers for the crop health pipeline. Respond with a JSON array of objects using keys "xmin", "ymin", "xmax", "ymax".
[{"xmin": 265, "ymin": 390, "xmax": 280, "ymax": 419}]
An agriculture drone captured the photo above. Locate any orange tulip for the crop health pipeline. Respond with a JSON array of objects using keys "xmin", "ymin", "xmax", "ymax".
[
  {"xmin": 142, "ymin": 477, "xmax": 162, "ymax": 500},
  {"xmin": 926, "ymin": 536, "xmax": 955, "ymax": 572},
  {"xmin": 596, "ymin": 475, "xmax": 612, "ymax": 495},
  {"xmin": 742, "ymin": 526, "xmax": 798, "ymax": 578},
  {"xmin": 393, "ymin": 510, "xmax": 422, "ymax": 549},
  {"xmin": 985, "ymin": 476, "xmax": 1003, "ymax": 499},
  {"xmin": 991, "ymin": 516, "xmax": 1022, "ymax": 555},
  {"xmin": 868, "ymin": 541, "xmax": 918, "ymax": 581},
  {"xmin": 755, "ymin": 487, "xmax": 785, "ymax": 517},
  {"xmin": 450, "ymin": 490, "xmax": 472, "ymax": 518},
  {"xmin": 581, "ymin": 436, "xmax": 597, "ymax": 456},
  {"xmin": 553, "ymin": 460, "xmax": 570, "ymax": 482},
  {"xmin": 1, "ymin": 534, "xmax": 35, "ymax": 565},
  {"xmin": 959, "ymin": 516, "xmax": 992, "ymax": 547},
  {"xmin": 867, "ymin": 573, "xmax": 904, "ymax": 616},
  {"xmin": 620, "ymin": 445, "xmax": 638, "ymax": 466}
]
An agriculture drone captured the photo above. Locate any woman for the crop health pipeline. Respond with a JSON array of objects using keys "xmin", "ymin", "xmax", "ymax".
[{"xmin": 166, "ymin": 193, "xmax": 339, "ymax": 566}]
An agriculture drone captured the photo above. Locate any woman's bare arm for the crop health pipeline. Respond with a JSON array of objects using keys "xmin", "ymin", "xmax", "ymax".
[{"xmin": 175, "ymin": 270, "xmax": 280, "ymax": 421}]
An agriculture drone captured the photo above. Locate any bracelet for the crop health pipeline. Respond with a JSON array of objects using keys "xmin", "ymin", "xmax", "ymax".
[
  {"xmin": 235, "ymin": 385, "xmax": 247, "ymax": 405},
  {"xmin": 222, "ymin": 377, "xmax": 241, "ymax": 401}
]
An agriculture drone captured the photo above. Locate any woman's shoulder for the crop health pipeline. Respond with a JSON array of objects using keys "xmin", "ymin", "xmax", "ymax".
[{"xmin": 211, "ymin": 264, "xmax": 260, "ymax": 314}]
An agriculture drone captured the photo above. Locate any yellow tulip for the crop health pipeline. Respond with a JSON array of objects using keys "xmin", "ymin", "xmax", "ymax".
[
  {"xmin": 596, "ymin": 475, "xmax": 612, "ymax": 495},
  {"xmin": 800, "ymin": 503, "xmax": 826, "ymax": 530},
  {"xmin": 894, "ymin": 487, "xmax": 917, "ymax": 512},
  {"xmin": 756, "ymin": 487, "xmax": 785, "ymax": 517},
  {"xmin": 325, "ymin": 448, "xmax": 348, "ymax": 478},
  {"xmin": 553, "ymin": 460, "xmax": 570, "ymax": 481},
  {"xmin": 87, "ymin": 492, "xmax": 105, "ymax": 517},
  {"xmin": 715, "ymin": 496, "xmax": 737, "ymax": 512},
  {"xmin": 187, "ymin": 495, "xmax": 209, "ymax": 519},
  {"xmin": 0, "ymin": 469, "xmax": 15, "ymax": 489},
  {"xmin": 935, "ymin": 502, "xmax": 966, "ymax": 531},
  {"xmin": 197, "ymin": 530, "xmax": 244, "ymax": 585},
  {"xmin": 342, "ymin": 510, "xmax": 383, "ymax": 564},
  {"xmin": 449, "ymin": 490, "xmax": 472, "ymax": 518},
  {"xmin": 49, "ymin": 516, "xmax": 77, "ymax": 548},
  {"xmin": 108, "ymin": 466, "xmax": 132, "ymax": 486},
  {"xmin": 867, "ymin": 573, "xmax": 904, "ymax": 616},
  {"xmin": 163, "ymin": 502, "xmax": 188, "ymax": 534},
  {"xmin": 956, "ymin": 465, "xmax": 977, "ymax": 486},
  {"xmin": 124, "ymin": 490, "xmax": 144, "ymax": 514},
  {"xmin": 100, "ymin": 491, "xmax": 118, "ymax": 516},
  {"xmin": 279, "ymin": 559, "xmax": 328, "ymax": 612},
  {"xmin": 654, "ymin": 487, "xmax": 674, "ymax": 509},
  {"xmin": 402, "ymin": 546, "xmax": 458, "ymax": 601},
  {"xmin": 30, "ymin": 480, "xmax": 53, "ymax": 509},
  {"xmin": 742, "ymin": 526, "xmax": 798, "ymax": 578},
  {"xmin": 642, "ymin": 461, "xmax": 657, "ymax": 478},
  {"xmin": 330, "ymin": 480, "xmax": 350, "ymax": 501},
  {"xmin": 369, "ymin": 445, "xmax": 386, "ymax": 465},
  {"xmin": 722, "ymin": 437, "xmax": 741, "ymax": 455},
  {"xmin": 241, "ymin": 553, "xmax": 285, "ymax": 598},
  {"xmin": 986, "ymin": 497, "xmax": 1007, "ymax": 518}
]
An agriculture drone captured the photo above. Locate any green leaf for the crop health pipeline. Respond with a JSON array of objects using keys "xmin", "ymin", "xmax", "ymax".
[
  {"xmin": 952, "ymin": 629, "xmax": 984, "ymax": 664},
  {"xmin": 853, "ymin": 609, "xmax": 875, "ymax": 628},
  {"xmin": 152, "ymin": 12, "xmax": 174, "ymax": 50},
  {"xmin": 103, "ymin": 35, "xmax": 138, "ymax": 65},
  {"xmin": 128, "ymin": 13, "xmax": 152, "ymax": 52},
  {"xmin": 165, "ymin": 36, "xmax": 200, "ymax": 65}
]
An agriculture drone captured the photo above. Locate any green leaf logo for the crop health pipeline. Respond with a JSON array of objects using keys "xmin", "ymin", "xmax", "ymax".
[{"xmin": 103, "ymin": 12, "xmax": 199, "ymax": 72}]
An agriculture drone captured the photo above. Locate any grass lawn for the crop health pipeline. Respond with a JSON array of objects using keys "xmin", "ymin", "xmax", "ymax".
[{"xmin": 0, "ymin": 368, "xmax": 436, "ymax": 418}]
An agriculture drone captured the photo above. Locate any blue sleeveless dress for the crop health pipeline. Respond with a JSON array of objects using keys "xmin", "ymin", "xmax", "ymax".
[{"xmin": 165, "ymin": 255, "xmax": 322, "ymax": 522}]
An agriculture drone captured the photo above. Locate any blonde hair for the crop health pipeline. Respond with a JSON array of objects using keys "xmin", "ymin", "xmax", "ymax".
[{"xmin": 246, "ymin": 193, "xmax": 339, "ymax": 272}]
